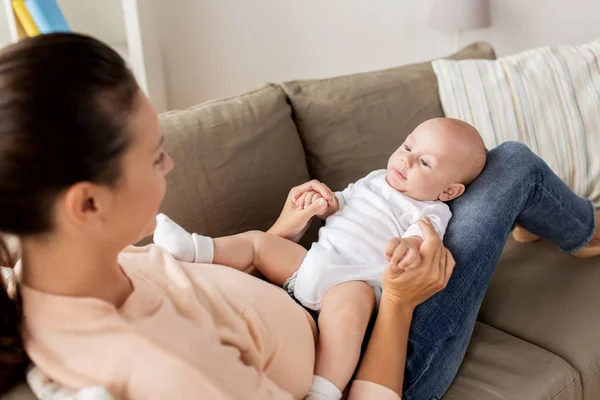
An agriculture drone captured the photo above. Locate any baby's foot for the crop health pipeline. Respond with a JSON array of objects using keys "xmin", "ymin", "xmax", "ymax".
[
  {"xmin": 153, "ymin": 214, "xmax": 196, "ymax": 262},
  {"xmin": 153, "ymin": 214, "xmax": 215, "ymax": 263}
]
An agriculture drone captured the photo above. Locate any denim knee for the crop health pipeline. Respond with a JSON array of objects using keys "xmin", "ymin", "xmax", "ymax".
[
  {"xmin": 490, "ymin": 141, "xmax": 541, "ymax": 182},
  {"xmin": 494, "ymin": 141, "xmax": 532, "ymax": 159}
]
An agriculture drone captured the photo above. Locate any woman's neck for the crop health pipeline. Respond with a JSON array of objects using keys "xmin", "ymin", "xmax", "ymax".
[{"xmin": 20, "ymin": 235, "xmax": 133, "ymax": 308}]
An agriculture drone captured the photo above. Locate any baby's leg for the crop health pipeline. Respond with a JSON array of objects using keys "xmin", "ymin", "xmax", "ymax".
[
  {"xmin": 154, "ymin": 214, "xmax": 306, "ymax": 285},
  {"xmin": 213, "ymin": 231, "xmax": 306, "ymax": 286},
  {"xmin": 313, "ymin": 281, "xmax": 376, "ymax": 394}
]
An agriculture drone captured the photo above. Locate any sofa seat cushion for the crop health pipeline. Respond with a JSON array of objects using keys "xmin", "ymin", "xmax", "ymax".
[
  {"xmin": 445, "ymin": 322, "xmax": 581, "ymax": 400},
  {"xmin": 280, "ymin": 42, "xmax": 496, "ymax": 192},
  {"xmin": 158, "ymin": 84, "xmax": 312, "ymax": 239},
  {"xmin": 2, "ymin": 382, "xmax": 35, "ymax": 400},
  {"xmin": 479, "ymin": 238, "xmax": 600, "ymax": 398}
]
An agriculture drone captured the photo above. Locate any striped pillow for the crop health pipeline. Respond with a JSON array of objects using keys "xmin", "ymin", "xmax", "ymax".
[{"xmin": 432, "ymin": 40, "xmax": 600, "ymax": 206}]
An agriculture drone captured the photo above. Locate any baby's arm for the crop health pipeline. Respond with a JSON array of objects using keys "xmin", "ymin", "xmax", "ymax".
[{"xmin": 402, "ymin": 204, "xmax": 452, "ymax": 242}]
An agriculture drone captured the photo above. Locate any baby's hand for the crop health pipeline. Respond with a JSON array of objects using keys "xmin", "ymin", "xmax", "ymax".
[
  {"xmin": 292, "ymin": 180, "xmax": 338, "ymax": 218},
  {"xmin": 295, "ymin": 190, "xmax": 324, "ymax": 209},
  {"xmin": 385, "ymin": 237, "xmax": 422, "ymax": 270},
  {"xmin": 295, "ymin": 190, "xmax": 338, "ymax": 218}
]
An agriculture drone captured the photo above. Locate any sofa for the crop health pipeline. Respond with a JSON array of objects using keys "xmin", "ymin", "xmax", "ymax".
[{"xmin": 5, "ymin": 42, "xmax": 600, "ymax": 400}]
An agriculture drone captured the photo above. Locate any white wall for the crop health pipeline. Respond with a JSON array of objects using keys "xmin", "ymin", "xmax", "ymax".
[
  {"xmin": 1, "ymin": 1, "xmax": 599, "ymax": 111},
  {"xmin": 0, "ymin": 0, "xmax": 127, "ymax": 47},
  {"xmin": 0, "ymin": 3, "xmax": 12, "ymax": 45},
  {"xmin": 155, "ymin": 0, "xmax": 600, "ymax": 110},
  {"xmin": 59, "ymin": 0, "xmax": 127, "ymax": 47},
  {"xmin": 461, "ymin": 0, "xmax": 600, "ymax": 55}
]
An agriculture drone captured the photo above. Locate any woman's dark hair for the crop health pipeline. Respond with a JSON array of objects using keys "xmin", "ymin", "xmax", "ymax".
[{"xmin": 0, "ymin": 33, "xmax": 138, "ymax": 393}]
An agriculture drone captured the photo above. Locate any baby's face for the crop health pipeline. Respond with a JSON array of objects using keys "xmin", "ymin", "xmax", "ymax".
[{"xmin": 386, "ymin": 120, "xmax": 477, "ymax": 201}]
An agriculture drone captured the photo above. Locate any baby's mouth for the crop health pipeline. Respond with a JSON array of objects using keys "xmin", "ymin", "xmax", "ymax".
[{"xmin": 393, "ymin": 168, "xmax": 407, "ymax": 180}]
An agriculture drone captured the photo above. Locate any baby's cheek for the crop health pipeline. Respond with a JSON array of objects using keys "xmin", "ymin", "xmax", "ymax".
[{"xmin": 418, "ymin": 175, "xmax": 440, "ymax": 197}]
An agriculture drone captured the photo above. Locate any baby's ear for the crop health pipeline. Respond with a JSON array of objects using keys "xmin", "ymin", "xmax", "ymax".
[{"xmin": 438, "ymin": 183, "xmax": 465, "ymax": 202}]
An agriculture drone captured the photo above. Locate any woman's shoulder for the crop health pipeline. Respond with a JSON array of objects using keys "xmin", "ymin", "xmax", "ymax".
[{"xmin": 119, "ymin": 244, "xmax": 181, "ymax": 278}]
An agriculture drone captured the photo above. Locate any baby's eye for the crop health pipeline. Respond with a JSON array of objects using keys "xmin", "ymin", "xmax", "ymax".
[
  {"xmin": 420, "ymin": 159, "xmax": 430, "ymax": 167},
  {"xmin": 403, "ymin": 144, "xmax": 411, "ymax": 152}
]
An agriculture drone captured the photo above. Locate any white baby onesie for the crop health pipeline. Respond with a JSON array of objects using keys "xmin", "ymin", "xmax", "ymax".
[{"xmin": 292, "ymin": 169, "xmax": 452, "ymax": 310}]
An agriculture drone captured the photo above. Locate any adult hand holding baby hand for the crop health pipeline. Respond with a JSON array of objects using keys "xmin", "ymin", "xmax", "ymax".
[
  {"xmin": 385, "ymin": 237, "xmax": 422, "ymax": 270},
  {"xmin": 292, "ymin": 180, "xmax": 338, "ymax": 217},
  {"xmin": 382, "ymin": 217, "xmax": 456, "ymax": 310},
  {"xmin": 268, "ymin": 180, "xmax": 335, "ymax": 242}
]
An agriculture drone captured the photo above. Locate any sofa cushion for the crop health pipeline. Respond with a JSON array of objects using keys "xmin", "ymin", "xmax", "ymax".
[
  {"xmin": 158, "ymin": 84, "xmax": 312, "ymax": 239},
  {"xmin": 478, "ymin": 238, "xmax": 600, "ymax": 399},
  {"xmin": 2, "ymin": 382, "xmax": 35, "ymax": 400},
  {"xmin": 280, "ymin": 42, "xmax": 496, "ymax": 191},
  {"xmin": 445, "ymin": 322, "xmax": 581, "ymax": 400}
]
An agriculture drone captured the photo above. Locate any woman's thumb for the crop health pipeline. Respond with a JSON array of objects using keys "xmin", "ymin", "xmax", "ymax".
[
  {"xmin": 305, "ymin": 198, "xmax": 327, "ymax": 216},
  {"xmin": 383, "ymin": 262, "xmax": 404, "ymax": 283},
  {"xmin": 418, "ymin": 217, "xmax": 436, "ymax": 239}
]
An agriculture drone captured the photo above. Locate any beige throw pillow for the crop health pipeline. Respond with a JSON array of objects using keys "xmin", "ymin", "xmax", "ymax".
[{"xmin": 433, "ymin": 40, "xmax": 600, "ymax": 206}]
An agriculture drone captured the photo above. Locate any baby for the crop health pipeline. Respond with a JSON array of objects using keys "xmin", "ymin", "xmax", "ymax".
[{"xmin": 154, "ymin": 117, "xmax": 487, "ymax": 399}]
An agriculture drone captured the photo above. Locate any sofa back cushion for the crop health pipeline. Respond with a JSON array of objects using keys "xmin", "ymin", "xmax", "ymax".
[
  {"xmin": 281, "ymin": 42, "xmax": 496, "ymax": 191},
  {"xmin": 158, "ymin": 84, "xmax": 311, "ymax": 239}
]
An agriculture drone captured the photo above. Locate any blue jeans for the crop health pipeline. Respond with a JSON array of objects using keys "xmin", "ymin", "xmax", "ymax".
[{"xmin": 402, "ymin": 142, "xmax": 596, "ymax": 400}]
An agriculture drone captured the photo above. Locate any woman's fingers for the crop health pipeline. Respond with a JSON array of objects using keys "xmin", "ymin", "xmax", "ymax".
[
  {"xmin": 294, "ymin": 190, "xmax": 328, "ymax": 212},
  {"xmin": 381, "ymin": 218, "xmax": 458, "ymax": 308},
  {"xmin": 290, "ymin": 181, "xmax": 317, "ymax": 202},
  {"xmin": 308, "ymin": 181, "xmax": 335, "ymax": 204},
  {"xmin": 418, "ymin": 217, "xmax": 442, "ymax": 253},
  {"xmin": 295, "ymin": 192, "xmax": 308, "ymax": 208},
  {"xmin": 304, "ymin": 192, "xmax": 315, "ymax": 209},
  {"xmin": 290, "ymin": 180, "xmax": 334, "ymax": 204},
  {"xmin": 303, "ymin": 197, "xmax": 327, "ymax": 216}
]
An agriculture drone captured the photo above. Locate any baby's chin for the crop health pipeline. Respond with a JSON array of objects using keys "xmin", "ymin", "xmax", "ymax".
[{"xmin": 385, "ymin": 170, "xmax": 404, "ymax": 192}]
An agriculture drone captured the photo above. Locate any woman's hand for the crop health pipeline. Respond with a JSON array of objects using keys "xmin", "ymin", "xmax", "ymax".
[
  {"xmin": 295, "ymin": 190, "xmax": 339, "ymax": 220},
  {"xmin": 385, "ymin": 236, "xmax": 422, "ymax": 270},
  {"xmin": 382, "ymin": 217, "xmax": 456, "ymax": 310},
  {"xmin": 355, "ymin": 218, "xmax": 455, "ymax": 397},
  {"xmin": 267, "ymin": 181, "xmax": 332, "ymax": 242}
]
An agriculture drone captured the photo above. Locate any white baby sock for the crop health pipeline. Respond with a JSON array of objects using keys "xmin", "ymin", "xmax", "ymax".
[
  {"xmin": 153, "ymin": 214, "xmax": 214, "ymax": 263},
  {"xmin": 305, "ymin": 376, "xmax": 342, "ymax": 400}
]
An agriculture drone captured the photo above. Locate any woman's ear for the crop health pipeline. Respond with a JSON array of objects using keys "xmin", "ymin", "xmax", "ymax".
[
  {"xmin": 62, "ymin": 182, "xmax": 105, "ymax": 229},
  {"xmin": 438, "ymin": 183, "xmax": 465, "ymax": 202}
]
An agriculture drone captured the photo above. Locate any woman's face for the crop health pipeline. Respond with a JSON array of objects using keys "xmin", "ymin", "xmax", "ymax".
[{"xmin": 104, "ymin": 91, "xmax": 174, "ymax": 246}]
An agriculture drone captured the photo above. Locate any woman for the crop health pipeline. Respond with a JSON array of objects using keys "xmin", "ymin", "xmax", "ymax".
[{"xmin": 0, "ymin": 34, "xmax": 596, "ymax": 400}]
